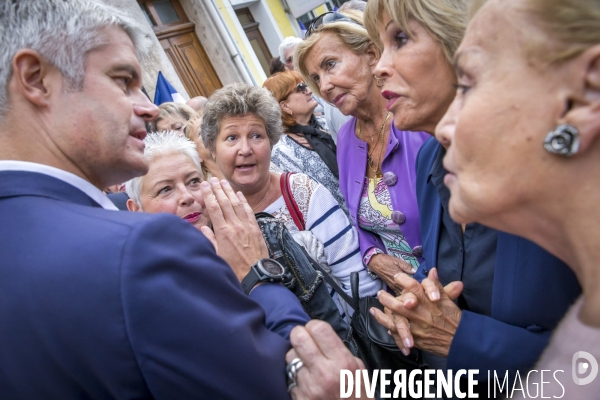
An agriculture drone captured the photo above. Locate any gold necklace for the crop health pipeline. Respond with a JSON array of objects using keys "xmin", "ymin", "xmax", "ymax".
[
  {"xmin": 357, "ymin": 112, "xmax": 391, "ymax": 178},
  {"xmin": 251, "ymin": 176, "xmax": 271, "ymax": 212}
]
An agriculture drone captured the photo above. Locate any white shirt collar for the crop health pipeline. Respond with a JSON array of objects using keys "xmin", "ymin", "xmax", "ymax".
[{"xmin": 0, "ymin": 160, "xmax": 118, "ymax": 210}]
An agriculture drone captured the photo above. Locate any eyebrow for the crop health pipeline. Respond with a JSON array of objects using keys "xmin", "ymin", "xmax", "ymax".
[{"xmin": 110, "ymin": 64, "xmax": 140, "ymax": 80}]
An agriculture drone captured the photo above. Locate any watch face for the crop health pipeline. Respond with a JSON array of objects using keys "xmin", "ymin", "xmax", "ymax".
[{"xmin": 259, "ymin": 259, "xmax": 285, "ymax": 277}]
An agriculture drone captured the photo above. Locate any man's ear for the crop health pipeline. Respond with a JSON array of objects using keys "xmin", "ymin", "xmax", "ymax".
[
  {"xmin": 564, "ymin": 44, "xmax": 600, "ymax": 154},
  {"xmin": 126, "ymin": 199, "xmax": 141, "ymax": 212},
  {"xmin": 11, "ymin": 49, "xmax": 58, "ymax": 108}
]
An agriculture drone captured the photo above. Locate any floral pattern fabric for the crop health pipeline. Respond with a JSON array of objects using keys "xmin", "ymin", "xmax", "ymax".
[{"xmin": 358, "ymin": 177, "xmax": 419, "ymax": 269}]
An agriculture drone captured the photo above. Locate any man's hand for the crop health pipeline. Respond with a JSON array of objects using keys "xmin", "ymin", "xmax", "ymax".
[
  {"xmin": 287, "ymin": 321, "xmax": 371, "ymax": 399},
  {"xmin": 371, "ymin": 268, "xmax": 463, "ymax": 357},
  {"xmin": 200, "ymin": 178, "xmax": 268, "ymax": 282}
]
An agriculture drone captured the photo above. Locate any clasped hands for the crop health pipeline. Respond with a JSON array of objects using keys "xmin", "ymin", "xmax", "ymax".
[
  {"xmin": 199, "ymin": 178, "xmax": 268, "ymax": 282},
  {"xmin": 371, "ymin": 268, "xmax": 464, "ymax": 357}
]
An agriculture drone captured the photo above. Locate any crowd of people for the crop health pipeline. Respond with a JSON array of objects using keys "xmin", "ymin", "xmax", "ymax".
[{"xmin": 1, "ymin": 0, "xmax": 598, "ymax": 399}]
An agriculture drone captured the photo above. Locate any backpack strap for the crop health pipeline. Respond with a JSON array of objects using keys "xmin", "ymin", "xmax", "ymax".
[{"xmin": 279, "ymin": 172, "xmax": 306, "ymax": 231}]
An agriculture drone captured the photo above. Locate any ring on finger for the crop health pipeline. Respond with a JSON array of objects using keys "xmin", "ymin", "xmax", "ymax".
[{"xmin": 286, "ymin": 357, "xmax": 304, "ymax": 392}]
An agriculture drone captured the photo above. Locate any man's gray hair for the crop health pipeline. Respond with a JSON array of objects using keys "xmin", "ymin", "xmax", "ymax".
[
  {"xmin": 125, "ymin": 132, "xmax": 202, "ymax": 208},
  {"xmin": 339, "ymin": 0, "xmax": 367, "ymax": 12},
  {"xmin": 278, "ymin": 36, "xmax": 303, "ymax": 61},
  {"xmin": 200, "ymin": 83, "xmax": 283, "ymax": 153},
  {"xmin": 0, "ymin": 0, "xmax": 152, "ymax": 116}
]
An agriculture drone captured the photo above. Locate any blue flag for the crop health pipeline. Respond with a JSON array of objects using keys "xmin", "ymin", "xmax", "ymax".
[
  {"xmin": 153, "ymin": 71, "xmax": 186, "ymax": 105},
  {"xmin": 298, "ymin": 20, "xmax": 307, "ymax": 38}
]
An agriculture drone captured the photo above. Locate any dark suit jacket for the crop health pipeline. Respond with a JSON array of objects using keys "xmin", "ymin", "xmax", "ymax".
[
  {"xmin": 414, "ymin": 138, "xmax": 581, "ymax": 377},
  {"xmin": 0, "ymin": 170, "xmax": 308, "ymax": 399}
]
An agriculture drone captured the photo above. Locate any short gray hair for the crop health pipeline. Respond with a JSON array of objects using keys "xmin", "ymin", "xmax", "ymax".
[
  {"xmin": 339, "ymin": 0, "xmax": 367, "ymax": 12},
  {"xmin": 278, "ymin": 36, "xmax": 303, "ymax": 60},
  {"xmin": 200, "ymin": 83, "xmax": 283, "ymax": 153},
  {"xmin": 0, "ymin": 0, "xmax": 152, "ymax": 117},
  {"xmin": 148, "ymin": 102, "xmax": 198, "ymax": 132},
  {"xmin": 125, "ymin": 132, "xmax": 202, "ymax": 207}
]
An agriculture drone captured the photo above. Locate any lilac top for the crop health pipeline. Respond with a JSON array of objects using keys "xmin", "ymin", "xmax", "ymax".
[{"xmin": 337, "ymin": 117, "xmax": 430, "ymax": 264}]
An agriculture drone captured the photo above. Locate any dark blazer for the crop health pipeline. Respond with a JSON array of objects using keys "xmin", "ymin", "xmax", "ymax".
[
  {"xmin": 414, "ymin": 138, "xmax": 581, "ymax": 377},
  {"xmin": 0, "ymin": 170, "xmax": 308, "ymax": 399}
]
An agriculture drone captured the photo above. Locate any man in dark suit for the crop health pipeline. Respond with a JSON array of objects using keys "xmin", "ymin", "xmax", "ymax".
[{"xmin": 0, "ymin": 1, "xmax": 307, "ymax": 398}]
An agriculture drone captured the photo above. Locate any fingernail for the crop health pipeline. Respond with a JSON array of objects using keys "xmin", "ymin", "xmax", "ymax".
[
  {"xmin": 210, "ymin": 177, "xmax": 219, "ymax": 184},
  {"xmin": 393, "ymin": 273, "xmax": 401, "ymax": 279},
  {"xmin": 411, "ymin": 267, "xmax": 418, "ymax": 273},
  {"xmin": 431, "ymin": 291, "xmax": 440, "ymax": 301},
  {"xmin": 402, "ymin": 348, "xmax": 410, "ymax": 356},
  {"xmin": 377, "ymin": 290, "xmax": 382, "ymax": 298},
  {"xmin": 388, "ymin": 330, "xmax": 392, "ymax": 335},
  {"xmin": 404, "ymin": 338, "xmax": 412, "ymax": 348},
  {"xmin": 221, "ymin": 180, "xmax": 229, "ymax": 186},
  {"xmin": 369, "ymin": 308, "xmax": 375, "ymax": 316},
  {"xmin": 201, "ymin": 181, "xmax": 209, "ymax": 188}
]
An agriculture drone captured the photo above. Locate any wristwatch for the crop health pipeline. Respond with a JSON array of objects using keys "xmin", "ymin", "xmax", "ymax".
[{"xmin": 241, "ymin": 258, "xmax": 288, "ymax": 295}]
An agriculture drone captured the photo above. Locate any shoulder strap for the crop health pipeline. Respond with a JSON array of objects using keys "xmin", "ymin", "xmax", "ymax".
[{"xmin": 279, "ymin": 172, "xmax": 305, "ymax": 231}]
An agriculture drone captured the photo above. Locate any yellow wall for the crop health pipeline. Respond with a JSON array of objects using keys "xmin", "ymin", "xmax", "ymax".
[
  {"xmin": 214, "ymin": 0, "xmax": 265, "ymax": 85},
  {"xmin": 314, "ymin": 4, "xmax": 328, "ymax": 15},
  {"xmin": 265, "ymin": 0, "xmax": 297, "ymax": 38}
]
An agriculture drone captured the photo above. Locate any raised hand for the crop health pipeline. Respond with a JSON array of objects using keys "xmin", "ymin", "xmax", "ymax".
[{"xmin": 200, "ymin": 178, "xmax": 268, "ymax": 281}]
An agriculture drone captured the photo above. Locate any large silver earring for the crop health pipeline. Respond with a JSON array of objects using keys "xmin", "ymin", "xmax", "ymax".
[
  {"xmin": 544, "ymin": 124, "xmax": 580, "ymax": 157},
  {"xmin": 373, "ymin": 75, "xmax": 384, "ymax": 87}
]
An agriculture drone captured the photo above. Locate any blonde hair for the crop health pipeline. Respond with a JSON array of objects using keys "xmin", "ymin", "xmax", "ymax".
[
  {"xmin": 295, "ymin": 10, "xmax": 378, "ymax": 96},
  {"xmin": 363, "ymin": 0, "xmax": 471, "ymax": 63},
  {"xmin": 148, "ymin": 102, "xmax": 198, "ymax": 132},
  {"xmin": 521, "ymin": 0, "xmax": 600, "ymax": 64}
]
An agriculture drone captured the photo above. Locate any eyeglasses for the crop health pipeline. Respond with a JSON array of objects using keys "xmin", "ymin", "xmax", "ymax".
[
  {"xmin": 305, "ymin": 11, "xmax": 362, "ymax": 38},
  {"xmin": 295, "ymin": 83, "xmax": 308, "ymax": 94}
]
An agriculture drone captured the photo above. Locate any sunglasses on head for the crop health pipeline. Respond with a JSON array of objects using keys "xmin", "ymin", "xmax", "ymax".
[{"xmin": 305, "ymin": 11, "xmax": 362, "ymax": 38}]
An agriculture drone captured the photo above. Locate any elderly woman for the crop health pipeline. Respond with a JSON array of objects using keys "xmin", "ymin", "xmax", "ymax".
[
  {"xmin": 436, "ymin": 0, "xmax": 600, "ymax": 397},
  {"xmin": 201, "ymin": 83, "xmax": 383, "ymax": 315},
  {"xmin": 295, "ymin": 10, "xmax": 430, "ymax": 292},
  {"xmin": 361, "ymin": 0, "xmax": 580, "ymax": 385},
  {"xmin": 125, "ymin": 132, "xmax": 210, "ymax": 230},
  {"xmin": 263, "ymin": 70, "xmax": 348, "ymax": 215},
  {"xmin": 147, "ymin": 102, "xmax": 197, "ymax": 134},
  {"xmin": 282, "ymin": 1, "xmax": 582, "ymax": 398}
]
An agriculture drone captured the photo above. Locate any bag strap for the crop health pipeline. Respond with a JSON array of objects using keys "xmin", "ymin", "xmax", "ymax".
[
  {"xmin": 279, "ymin": 172, "xmax": 305, "ymax": 231},
  {"xmin": 310, "ymin": 261, "xmax": 360, "ymax": 312}
]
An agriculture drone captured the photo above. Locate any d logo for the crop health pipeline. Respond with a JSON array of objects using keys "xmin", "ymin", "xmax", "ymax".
[{"xmin": 572, "ymin": 351, "xmax": 598, "ymax": 386}]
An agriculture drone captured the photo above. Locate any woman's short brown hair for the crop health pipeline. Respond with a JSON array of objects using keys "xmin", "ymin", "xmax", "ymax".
[{"xmin": 262, "ymin": 70, "xmax": 304, "ymax": 127}]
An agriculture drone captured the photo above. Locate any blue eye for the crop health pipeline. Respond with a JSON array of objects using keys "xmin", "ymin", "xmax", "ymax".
[{"xmin": 394, "ymin": 32, "xmax": 409, "ymax": 48}]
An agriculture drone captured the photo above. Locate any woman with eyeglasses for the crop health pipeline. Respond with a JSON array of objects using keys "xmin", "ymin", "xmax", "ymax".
[
  {"xmin": 263, "ymin": 70, "xmax": 348, "ymax": 216},
  {"xmin": 295, "ymin": 10, "xmax": 430, "ymax": 292}
]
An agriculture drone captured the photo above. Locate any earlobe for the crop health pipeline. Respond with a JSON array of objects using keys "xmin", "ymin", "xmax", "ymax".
[
  {"xmin": 11, "ymin": 49, "xmax": 56, "ymax": 108},
  {"xmin": 280, "ymin": 101, "xmax": 292, "ymax": 115}
]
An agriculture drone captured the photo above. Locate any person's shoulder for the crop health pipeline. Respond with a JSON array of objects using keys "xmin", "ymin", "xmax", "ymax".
[{"xmin": 335, "ymin": 117, "xmax": 357, "ymax": 144}]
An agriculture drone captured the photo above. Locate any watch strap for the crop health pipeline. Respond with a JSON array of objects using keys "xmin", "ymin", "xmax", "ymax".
[{"xmin": 241, "ymin": 265, "xmax": 261, "ymax": 295}]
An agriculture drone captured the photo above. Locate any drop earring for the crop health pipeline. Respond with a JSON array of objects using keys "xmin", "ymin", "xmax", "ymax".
[
  {"xmin": 373, "ymin": 75, "xmax": 384, "ymax": 87},
  {"xmin": 543, "ymin": 124, "xmax": 580, "ymax": 157}
]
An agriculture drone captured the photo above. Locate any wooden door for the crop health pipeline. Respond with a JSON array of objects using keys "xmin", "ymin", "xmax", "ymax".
[
  {"xmin": 140, "ymin": 0, "xmax": 222, "ymax": 98},
  {"xmin": 235, "ymin": 8, "xmax": 272, "ymax": 76}
]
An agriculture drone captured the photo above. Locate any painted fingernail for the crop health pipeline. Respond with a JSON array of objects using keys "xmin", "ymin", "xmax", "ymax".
[
  {"xmin": 402, "ymin": 348, "xmax": 410, "ymax": 356},
  {"xmin": 404, "ymin": 338, "xmax": 412, "ymax": 348}
]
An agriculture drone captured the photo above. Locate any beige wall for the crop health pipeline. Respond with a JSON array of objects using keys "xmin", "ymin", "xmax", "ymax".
[{"xmin": 101, "ymin": 0, "xmax": 244, "ymax": 102}]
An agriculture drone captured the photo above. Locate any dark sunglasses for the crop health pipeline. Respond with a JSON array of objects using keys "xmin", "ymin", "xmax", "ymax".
[
  {"xmin": 294, "ymin": 82, "xmax": 309, "ymax": 94},
  {"xmin": 305, "ymin": 11, "xmax": 362, "ymax": 38}
]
